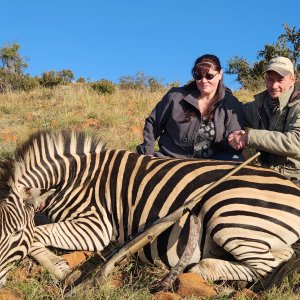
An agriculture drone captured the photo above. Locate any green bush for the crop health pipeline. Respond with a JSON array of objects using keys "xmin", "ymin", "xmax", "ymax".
[
  {"xmin": 21, "ymin": 75, "xmax": 40, "ymax": 92},
  {"xmin": 39, "ymin": 69, "xmax": 74, "ymax": 88},
  {"xmin": 148, "ymin": 77, "xmax": 164, "ymax": 92},
  {"xmin": 119, "ymin": 72, "xmax": 164, "ymax": 92},
  {"xmin": 39, "ymin": 71, "xmax": 63, "ymax": 88},
  {"xmin": 77, "ymin": 77, "xmax": 86, "ymax": 83},
  {"xmin": 90, "ymin": 79, "xmax": 116, "ymax": 94},
  {"xmin": 0, "ymin": 70, "xmax": 39, "ymax": 93}
]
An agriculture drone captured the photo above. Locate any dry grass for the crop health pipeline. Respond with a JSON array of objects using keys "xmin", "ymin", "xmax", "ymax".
[{"xmin": 0, "ymin": 84, "xmax": 163, "ymax": 158}]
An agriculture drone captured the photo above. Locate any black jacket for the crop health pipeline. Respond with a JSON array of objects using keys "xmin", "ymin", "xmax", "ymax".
[{"xmin": 136, "ymin": 85, "xmax": 245, "ymax": 158}]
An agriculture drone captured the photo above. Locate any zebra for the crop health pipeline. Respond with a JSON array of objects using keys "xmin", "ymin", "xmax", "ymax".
[{"xmin": 1, "ymin": 129, "xmax": 300, "ymax": 289}]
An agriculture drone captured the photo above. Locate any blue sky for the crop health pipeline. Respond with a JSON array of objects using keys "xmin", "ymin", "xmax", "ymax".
[{"xmin": 1, "ymin": 0, "xmax": 299, "ymax": 90}]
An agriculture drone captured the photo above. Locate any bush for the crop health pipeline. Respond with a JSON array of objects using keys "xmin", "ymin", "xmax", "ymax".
[
  {"xmin": 119, "ymin": 72, "xmax": 164, "ymax": 91},
  {"xmin": 90, "ymin": 79, "xmax": 116, "ymax": 94},
  {"xmin": 148, "ymin": 77, "xmax": 164, "ymax": 92},
  {"xmin": 77, "ymin": 77, "xmax": 86, "ymax": 83},
  {"xmin": 21, "ymin": 75, "xmax": 40, "ymax": 92},
  {"xmin": 166, "ymin": 80, "xmax": 181, "ymax": 88},
  {"xmin": 39, "ymin": 69, "xmax": 74, "ymax": 88},
  {"xmin": 39, "ymin": 71, "xmax": 63, "ymax": 88},
  {"xmin": 0, "ymin": 70, "xmax": 39, "ymax": 93}
]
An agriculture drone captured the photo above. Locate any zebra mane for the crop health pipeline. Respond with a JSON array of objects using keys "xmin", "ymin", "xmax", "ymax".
[{"xmin": 0, "ymin": 129, "xmax": 106, "ymax": 200}]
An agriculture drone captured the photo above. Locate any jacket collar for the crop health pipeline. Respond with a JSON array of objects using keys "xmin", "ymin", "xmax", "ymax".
[
  {"xmin": 182, "ymin": 84, "xmax": 226, "ymax": 110},
  {"xmin": 183, "ymin": 89, "xmax": 200, "ymax": 110}
]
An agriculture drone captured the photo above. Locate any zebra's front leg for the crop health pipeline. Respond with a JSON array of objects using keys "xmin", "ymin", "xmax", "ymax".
[
  {"xmin": 29, "ymin": 217, "xmax": 113, "ymax": 280},
  {"xmin": 29, "ymin": 240, "xmax": 71, "ymax": 280}
]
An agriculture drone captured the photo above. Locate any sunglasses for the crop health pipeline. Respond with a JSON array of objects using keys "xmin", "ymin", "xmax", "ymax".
[{"xmin": 194, "ymin": 73, "xmax": 219, "ymax": 81}]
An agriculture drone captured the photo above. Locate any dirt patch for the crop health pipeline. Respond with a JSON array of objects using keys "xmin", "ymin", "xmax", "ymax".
[
  {"xmin": 62, "ymin": 251, "xmax": 92, "ymax": 269},
  {"xmin": 152, "ymin": 291, "xmax": 181, "ymax": 300},
  {"xmin": 174, "ymin": 272, "xmax": 217, "ymax": 299},
  {"xmin": 0, "ymin": 288, "xmax": 23, "ymax": 300}
]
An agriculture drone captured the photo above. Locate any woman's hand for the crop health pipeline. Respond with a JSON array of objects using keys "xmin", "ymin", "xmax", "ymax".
[{"xmin": 228, "ymin": 130, "xmax": 248, "ymax": 150}]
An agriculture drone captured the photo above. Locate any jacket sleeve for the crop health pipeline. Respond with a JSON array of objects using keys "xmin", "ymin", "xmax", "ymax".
[
  {"xmin": 248, "ymin": 105, "xmax": 300, "ymax": 159},
  {"xmin": 215, "ymin": 96, "xmax": 245, "ymax": 152},
  {"xmin": 243, "ymin": 100, "xmax": 260, "ymax": 128},
  {"xmin": 226, "ymin": 99, "xmax": 246, "ymax": 152},
  {"xmin": 136, "ymin": 89, "xmax": 174, "ymax": 155},
  {"xmin": 227, "ymin": 99, "xmax": 245, "ymax": 133}
]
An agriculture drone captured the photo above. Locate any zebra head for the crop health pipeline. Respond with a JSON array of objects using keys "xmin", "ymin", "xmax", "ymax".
[{"xmin": 0, "ymin": 186, "xmax": 55, "ymax": 286}]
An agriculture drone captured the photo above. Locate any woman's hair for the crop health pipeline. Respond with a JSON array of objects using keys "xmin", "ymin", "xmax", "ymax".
[
  {"xmin": 192, "ymin": 54, "xmax": 222, "ymax": 78},
  {"xmin": 184, "ymin": 54, "xmax": 225, "ymax": 100}
]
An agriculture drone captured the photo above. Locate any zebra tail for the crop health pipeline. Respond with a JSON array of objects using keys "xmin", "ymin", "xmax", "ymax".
[{"xmin": 263, "ymin": 257, "xmax": 300, "ymax": 290}]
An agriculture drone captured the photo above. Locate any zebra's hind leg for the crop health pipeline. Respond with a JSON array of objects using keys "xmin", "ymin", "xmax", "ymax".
[
  {"xmin": 189, "ymin": 246, "xmax": 295, "ymax": 285},
  {"xmin": 189, "ymin": 258, "xmax": 257, "ymax": 282}
]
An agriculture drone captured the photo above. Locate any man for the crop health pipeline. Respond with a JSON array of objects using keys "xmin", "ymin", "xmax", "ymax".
[{"xmin": 228, "ymin": 56, "xmax": 300, "ymax": 181}]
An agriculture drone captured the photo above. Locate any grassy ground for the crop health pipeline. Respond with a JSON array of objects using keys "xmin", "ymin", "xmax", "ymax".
[
  {"xmin": 0, "ymin": 84, "xmax": 261, "ymax": 158},
  {"xmin": 0, "ymin": 84, "xmax": 299, "ymax": 299}
]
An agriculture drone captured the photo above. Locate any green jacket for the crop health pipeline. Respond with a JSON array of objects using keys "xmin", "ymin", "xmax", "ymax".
[{"xmin": 244, "ymin": 86, "xmax": 300, "ymax": 180}]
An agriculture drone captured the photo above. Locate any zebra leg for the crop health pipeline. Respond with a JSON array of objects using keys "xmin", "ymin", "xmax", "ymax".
[
  {"xmin": 29, "ymin": 241, "xmax": 71, "ymax": 280},
  {"xmin": 224, "ymin": 242, "xmax": 295, "ymax": 279},
  {"xmin": 189, "ymin": 258, "xmax": 257, "ymax": 282},
  {"xmin": 29, "ymin": 217, "xmax": 112, "ymax": 280},
  {"xmin": 189, "ymin": 244, "xmax": 295, "ymax": 283}
]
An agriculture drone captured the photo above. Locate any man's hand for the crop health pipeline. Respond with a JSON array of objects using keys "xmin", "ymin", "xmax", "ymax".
[{"xmin": 228, "ymin": 130, "xmax": 248, "ymax": 150}]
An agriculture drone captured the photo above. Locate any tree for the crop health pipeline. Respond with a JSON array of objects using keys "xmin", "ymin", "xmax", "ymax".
[
  {"xmin": 0, "ymin": 42, "xmax": 28, "ymax": 74},
  {"xmin": 226, "ymin": 24, "xmax": 300, "ymax": 90}
]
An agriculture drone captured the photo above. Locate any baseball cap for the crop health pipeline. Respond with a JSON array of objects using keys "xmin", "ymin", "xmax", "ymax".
[{"xmin": 266, "ymin": 57, "xmax": 295, "ymax": 77}]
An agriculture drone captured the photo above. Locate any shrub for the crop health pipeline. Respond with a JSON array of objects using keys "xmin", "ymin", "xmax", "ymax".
[
  {"xmin": 0, "ymin": 70, "xmax": 39, "ymax": 93},
  {"xmin": 77, "ymin": 77, "xmax": 86, "ymax": 83},
  {"xmin": 39, "ymin": 71, "xmax": 63, "ymax": 88},
  {"xmin": 119, "ymin": 72, "xmax": 164, "ymax": 91},
  {"xmin": 148, "ymin": 77, "xmax": 164, "ymax": 92},
  {"xmin": 39, "ymin": 69, "xmax": 74, "ymax": 88},
  {"xmin": 90, "ymin": 79, "xmax": 116, "ymax": 94},
  {"xmin": 166, "ymin": 80, "xmax": 181, "ymax": 88},
  {"xmin": 21, "ymin": 75, "xmax": 40, "ymax": 92}
]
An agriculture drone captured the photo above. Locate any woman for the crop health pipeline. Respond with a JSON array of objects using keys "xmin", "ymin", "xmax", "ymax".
[{"xmin": 136, "ymin": 54, "xmax": 245, "ymax": 160}]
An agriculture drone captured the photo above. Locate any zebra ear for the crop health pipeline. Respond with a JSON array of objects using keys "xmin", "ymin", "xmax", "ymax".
[{"xmin": 20, "ymin": 187, "xmax": 55, "ymax": 209}]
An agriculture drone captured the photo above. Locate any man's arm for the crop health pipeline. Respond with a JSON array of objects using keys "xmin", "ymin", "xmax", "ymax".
[{"xmin": 229, "ymin": 105, "xmax": 300, "ymax": 159}]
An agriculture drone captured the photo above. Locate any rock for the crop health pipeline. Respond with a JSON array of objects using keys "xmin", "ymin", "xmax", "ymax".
[
  {"xmin": 175, "ymin": 273, "xmax": 217, "ymax": 299},
  {"xmin": 62, "ymin": 251, "xmax": 92, "ymax": 269}
]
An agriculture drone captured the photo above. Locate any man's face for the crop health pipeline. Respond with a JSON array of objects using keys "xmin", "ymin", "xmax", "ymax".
[{"xmin": 265, "ymin": 70, "xmax": 296, "ymax": 99}]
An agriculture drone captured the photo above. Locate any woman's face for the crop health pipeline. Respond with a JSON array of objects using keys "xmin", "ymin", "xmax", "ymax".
[{"xmin": 195, "ymin": 68, "xmax": 223, "ymax": 97}]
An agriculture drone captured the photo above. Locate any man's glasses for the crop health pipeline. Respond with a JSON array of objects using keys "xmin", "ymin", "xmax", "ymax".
[{"xmin": 194, "ymin": 73, "xmax": 219, "ymax": 81}]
